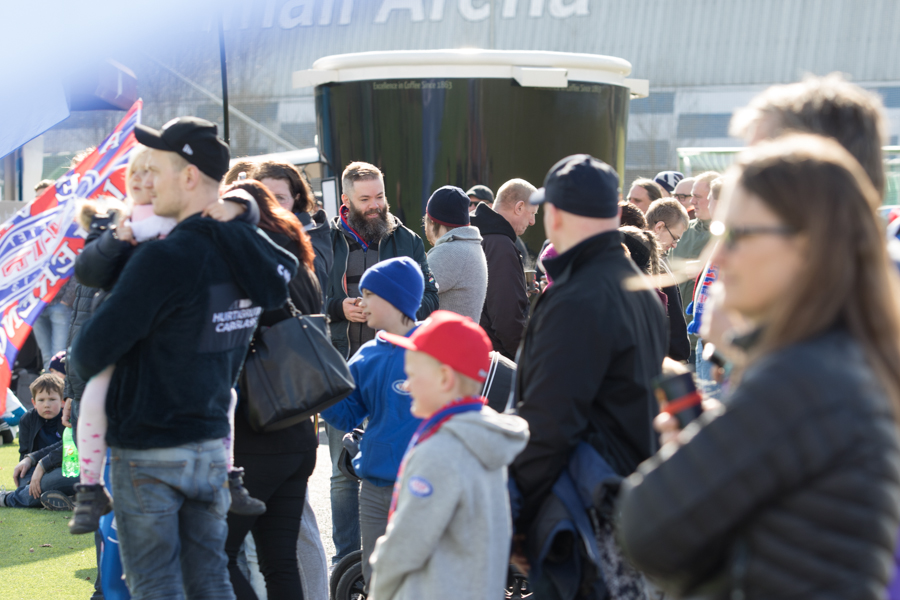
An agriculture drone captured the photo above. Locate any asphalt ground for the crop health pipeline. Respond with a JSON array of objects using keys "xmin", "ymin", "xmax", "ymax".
[{"xmin": 310, "ymin": 423, "xmax": 337, "ymax": 565}]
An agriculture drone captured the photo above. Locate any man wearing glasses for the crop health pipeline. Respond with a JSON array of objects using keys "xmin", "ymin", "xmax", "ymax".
[
  {"xmin": 466, "ymin": 184, "xmax": 494, "ymax": 214},
  {"xmin": 671, "ymin": 176, "xmax": 695, "ymax": 219},
  {"xmin": 646, "ymin": 198, "xmax": 692, "ymax": 360},
  {"xmin": 672, "ymin": 171, "xmax": 719, "ymax": 312}
]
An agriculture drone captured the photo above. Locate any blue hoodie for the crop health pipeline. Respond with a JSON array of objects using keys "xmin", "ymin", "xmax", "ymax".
[{"xmin": 321, "ymin": 326, "xmax": 422, "ymax": 487}]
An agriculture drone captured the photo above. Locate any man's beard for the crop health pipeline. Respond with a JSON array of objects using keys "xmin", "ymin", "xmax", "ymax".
[{"xmin": 347, "ymin": 200, "xmax": 393, "ymax": 243}]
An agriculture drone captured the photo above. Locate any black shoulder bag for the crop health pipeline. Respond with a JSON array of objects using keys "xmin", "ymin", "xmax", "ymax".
[{"xmin": 241, "ymin": 299, "xmax": 355, "ymax": 432}]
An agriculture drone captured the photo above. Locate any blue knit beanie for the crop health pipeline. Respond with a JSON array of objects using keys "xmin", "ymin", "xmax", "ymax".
[
  {"xmin": 426, "ymin": 186, "xmax": 470, "ymax": 227},
  {"xmin": 359, "ymin": 257, "xmax": 424, "ymax": 321}
]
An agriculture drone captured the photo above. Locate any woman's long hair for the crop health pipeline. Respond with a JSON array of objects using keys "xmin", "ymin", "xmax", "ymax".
[
  {"xmin": 727, "ymin": 134, "xmax": 900, "ymax": 413},
  {"xmin": 225, "ymin": 179, "xmax": 315, "ymax": 271}
]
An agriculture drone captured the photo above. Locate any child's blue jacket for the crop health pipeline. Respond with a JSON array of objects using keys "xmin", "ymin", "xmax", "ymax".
[{"xmin": 321, "ymin": 326, "xmax": 422, "ymax": 487}]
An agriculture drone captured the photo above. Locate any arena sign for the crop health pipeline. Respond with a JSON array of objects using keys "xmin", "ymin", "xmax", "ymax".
[{"xmin": 224, "ymin": 0, "xmax": 590, "ymax": 29}]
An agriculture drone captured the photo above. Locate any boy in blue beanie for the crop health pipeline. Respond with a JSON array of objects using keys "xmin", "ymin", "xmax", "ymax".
[{"xmin": 321, "ymin": 256, "xmax": 425, "ymax": 589}]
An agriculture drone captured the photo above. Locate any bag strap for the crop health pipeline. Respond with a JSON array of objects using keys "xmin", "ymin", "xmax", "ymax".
[{"xmin": 286, "ymin": 296, "xmax": 302, "ymax": 318}]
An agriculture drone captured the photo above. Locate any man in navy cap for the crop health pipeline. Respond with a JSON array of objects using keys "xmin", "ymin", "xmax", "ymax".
[{"xmin": 509, "ymin": 155, "xmax": 667, "ymax": 598}]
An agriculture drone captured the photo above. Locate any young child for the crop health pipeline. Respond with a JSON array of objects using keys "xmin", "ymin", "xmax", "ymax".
[
  {"xmin": 0, "ymin": 387, "xmax": 25, "ymax": 445},
  {"xmin": 0, "ymin": 373, "xmax": 77, "ymax": 510},
  {"xmin": 320, "ymin": 256, "xmax": 426, "ymax": 589},
  {"xmin": 68, "ymin": 147, "xmax": 262, "ymax": 535},
  {"xmin": 369, "ymin": 310, "xmax": 529, "ymax": 600}
]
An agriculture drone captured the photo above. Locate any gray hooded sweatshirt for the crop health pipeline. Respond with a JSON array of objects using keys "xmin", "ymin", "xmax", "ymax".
[
  {"xmin": 426, "ymin": 226, "xmax": 488, "ymax": 322},
  {"xmin": 368, "ymin": 406, "xmax": 529, "ymax": 600}
]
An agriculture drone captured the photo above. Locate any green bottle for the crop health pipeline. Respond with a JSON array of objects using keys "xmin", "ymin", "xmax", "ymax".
[{"xmin": 62, "ymin": 427, "xmax": 79, "ymax": 478}]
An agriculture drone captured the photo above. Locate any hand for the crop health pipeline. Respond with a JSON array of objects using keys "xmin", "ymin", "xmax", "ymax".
[
  {"xmin": 62, "ymin": 398, "xmax": 73, "ymax": 428},
  {"xmin": 12, "ymin": 456, "xmax": 33, "ymax": 487},
  {"xmin": 116, "ymin": 223, "xmax": 137, "ymax": 246},
  {"xmin": 28, "ymin": 462, "xmax": 45, "ymax": 499},
  {"xmin": 342, "ymin": 298, "xmax": 367, "ymax": 323},
  {"xmin": 654, "ymin": 398, "xmax": 723, "ymax": 445},
  {"xmin": 203, "ymin": 199, "xmax": 246, "ymax": 222},
  {"xmin": 510, "ymin": 534, "xmax": 530, "ymax": 577}
]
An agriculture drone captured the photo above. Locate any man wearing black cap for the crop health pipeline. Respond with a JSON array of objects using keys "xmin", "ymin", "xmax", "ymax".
[
  {"xmin": 69, "ymin": 117, "xmax": 296, "ymax": 599},
  {"xmin": 509, "ymin": 155, "xmax": 667, "ymax": 598},
  {"xmin": 466, "ymin": 184, "xmax": 494, "ymax": 213}
]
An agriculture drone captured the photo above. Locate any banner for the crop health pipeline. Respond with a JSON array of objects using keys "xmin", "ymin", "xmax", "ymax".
[{"xmin": 0, "ymin": 99, "xmax": 142, "ymax": 414}]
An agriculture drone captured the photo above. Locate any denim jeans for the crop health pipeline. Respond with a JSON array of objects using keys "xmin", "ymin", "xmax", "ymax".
[
  {"xmin": 110, "ymin": 439, "xmax": 234, "ymax": 600},
  {"xmin": 5, "ymin": 464, "xmax": 77, "ymax": 507},
  {"xmin": 32, "ymin": 303, "xmax": 72, "ymax": 370},
  {"xmin": 324, "ymin": 423, "xmax": 360, "ymax": 565}
]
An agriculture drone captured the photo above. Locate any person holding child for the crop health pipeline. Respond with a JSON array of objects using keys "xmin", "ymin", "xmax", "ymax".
[
  {"xmin": 320, "ymin": 256, "xmax": 427, "ymax": 590},
  {"xmin": 68, "ymin": 117, "xmax": 297, "ymax": 599},
  {"xmin": 368, "ymin": 310, "xmax": 529, "ymax": 600},
  {"xmin": 0, "ymin": 374, "xmax": 78, "ymax": 510}
]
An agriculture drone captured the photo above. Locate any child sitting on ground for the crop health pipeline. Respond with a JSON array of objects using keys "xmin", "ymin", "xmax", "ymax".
[
  {"xmin": 0, "ymin": 387, "xmax": 25, "ymax": 445},
  {"xmin": 320, "ymin": 256, "xmax": 427, "ymax": 589},
  {"xmin": 369, "ymin": 310, "xmax": 529, "ymax": 600},
  {"xmin": 68, "ymin": 146, "xmax": 263, "ymax": 535},
  {"xmin": 0, "ymin": 373, "xmax": 78, "ymax": 510}
]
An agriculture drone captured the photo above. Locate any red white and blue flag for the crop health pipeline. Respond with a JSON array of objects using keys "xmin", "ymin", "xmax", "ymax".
[{"xmin": 0, "ymin": 99, "xmax": 142, "ymax": 413}]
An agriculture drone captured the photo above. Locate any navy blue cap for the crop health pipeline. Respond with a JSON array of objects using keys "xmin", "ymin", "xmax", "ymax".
[
  {"xmin": 530, "ymin": 154, "xmax": 620, "ymax": 218},
  {"xmin": 654, "ymin": 171, "xmax": 684, "ymax": 193},
  {"xmin": 426, "ymin": 186, "xmax": 470, "ymax": 227}
]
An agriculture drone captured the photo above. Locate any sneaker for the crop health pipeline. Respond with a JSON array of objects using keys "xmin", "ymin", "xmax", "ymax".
[
  {"xmin": 41, "ymin": 490, "xmax": 75, "ymax": 511},
  {"xmin": 0, "ymin": 490, "xmax": 10, "ymax": 507},
  {"xmin": 0, "ymin": 421, "xmax": 12, "ymax": 444},
  {"xmin": 68, "ymin": 484, "xmax": 112, "ymax": 535},
  {"xmin": 228, "ymin": 468, "xmax": 266, "ymax": 516}
]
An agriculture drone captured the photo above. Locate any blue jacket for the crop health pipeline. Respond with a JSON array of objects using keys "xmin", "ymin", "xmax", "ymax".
[{"xmin": 321, "ymin": 326, "xmax": 422, "ymax": 487}]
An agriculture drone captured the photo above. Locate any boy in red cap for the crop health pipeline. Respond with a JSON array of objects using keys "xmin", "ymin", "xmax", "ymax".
[{"xmin": 369, "ymin": 310, "xmax": 529, "ymax": 600}]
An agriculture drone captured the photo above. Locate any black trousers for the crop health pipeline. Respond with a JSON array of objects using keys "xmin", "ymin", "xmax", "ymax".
[{"xmin": 225, "ymin": 449, "xmax": 317, "ymax": 600}]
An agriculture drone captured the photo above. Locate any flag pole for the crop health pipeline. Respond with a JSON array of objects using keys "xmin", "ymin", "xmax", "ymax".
[{"xmin": 217, "ymin": 12, "xmax": 230, "ymax": 146}]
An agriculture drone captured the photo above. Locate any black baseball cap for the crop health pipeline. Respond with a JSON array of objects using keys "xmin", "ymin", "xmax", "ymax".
[
  {"xmin": 135, "ymin": 117, "xmax": 230, "ymax": 182},
  {"xmin": 529, "ymin": 154, "xmax": 620, "ymax": 218},
  {"xmin": 465, "ymin": 184, "xmax": 494, "ymax": 203}
]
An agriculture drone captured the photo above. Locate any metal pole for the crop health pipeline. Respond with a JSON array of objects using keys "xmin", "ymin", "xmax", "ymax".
[
  {"xmin": 217, "ymin": 12, "xmax": 230, "ymax": 146},
  {"xmin": 147, "ymin": 55, "xmax": 299, "ymax": 151}
]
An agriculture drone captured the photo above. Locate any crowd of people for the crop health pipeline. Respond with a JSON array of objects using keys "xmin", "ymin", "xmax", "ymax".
[{"xmin": 2, "ymin": 72, "xmax": 900, "ymax": 600}]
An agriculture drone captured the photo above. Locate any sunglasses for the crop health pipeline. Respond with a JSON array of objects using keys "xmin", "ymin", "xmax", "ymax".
[
  {"xmin": 673, "ymin": 193, "xmax": 692, "ymax": 202},
  {"xmin": 713, "ymin": 222, "xmax": 797, "ymax": 251}
]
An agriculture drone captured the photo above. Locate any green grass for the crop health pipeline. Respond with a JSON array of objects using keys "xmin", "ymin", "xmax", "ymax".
[{"xmin": 0, "ymin": 444, "xmax": 98, "ymax": 599}]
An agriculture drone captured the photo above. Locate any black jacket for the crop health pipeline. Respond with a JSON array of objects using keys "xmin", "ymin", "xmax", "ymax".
[
  {"xmin": 297, "ymin": 208, "xmax": 333, "ymax": 300},
  {"xmin": 470, "ymin": 203, "xmax": 528, "ymax": 359},
  {"xmin": 510, "ymin": 231, "xmax": 667, "ymax": 527},
  {"xmin": 70, "ymin": 216, "xmax": 297, "ymax": 450},
  {"xmin": 326, "ymin": 212, "xmax": 439, "ymax": 358},
  {"xmin": 18, "ymin": 409, "xmax": 64, "ymax": 471},
  {"xmin": 618, "ymin": 329, "xmax": 900, "ymax": 599},
  {"xmin": 234, "ymin": 230, "xmax": 321, "ymax": 455}
]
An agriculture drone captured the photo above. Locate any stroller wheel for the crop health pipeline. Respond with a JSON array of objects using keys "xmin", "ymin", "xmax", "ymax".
[
  {"xmin": 330, "ymin": 550, "xmax": 362, "ymax": 599},
  {"xmin": 335, "ymin": 560, "xmax": 366, "ymax": 600}
]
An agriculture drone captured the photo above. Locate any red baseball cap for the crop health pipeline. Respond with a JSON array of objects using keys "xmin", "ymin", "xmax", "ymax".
[{"xmin": 380, "ymin": 310, "xmax": 492, "ymax": 382}]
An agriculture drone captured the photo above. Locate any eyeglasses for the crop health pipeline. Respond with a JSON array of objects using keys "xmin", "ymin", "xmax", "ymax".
[
  {"xmin": 673, "ymin": 194, "xmax": 692, "ymax": 202},
  {"xmin": 714, "ymin": 223, "xmax": 797, "ymax": 251},
  {"xmin": 663, "ymin": 223, "xmax": 681, "ymax": 243}
]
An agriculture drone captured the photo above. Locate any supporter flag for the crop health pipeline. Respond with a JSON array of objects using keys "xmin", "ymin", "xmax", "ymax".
[{"xmin": 0, "ymin": 99, "xmax": 142, "ymax": 414}]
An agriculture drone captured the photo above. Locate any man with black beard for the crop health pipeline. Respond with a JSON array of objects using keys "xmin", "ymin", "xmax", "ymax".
[{"xmin": 324, "ymin": 161, "xmax": 438, "ymax": 567}]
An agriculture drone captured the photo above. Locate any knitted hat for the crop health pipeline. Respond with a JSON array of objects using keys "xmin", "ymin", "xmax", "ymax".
[
  {"xmin": 426, "ymin": 186, "xmax": 470, "ymax": 227},
  {"xmin": 653, "ymin": 171, "xmax": 684, "ymax": 193},
  {"xmin": 360, "ymin": 257, "xmax": 424, "ymax": 321},
  {"xmin": 49, "ymin": 351, "xmax": 66, "ymax": 375}
]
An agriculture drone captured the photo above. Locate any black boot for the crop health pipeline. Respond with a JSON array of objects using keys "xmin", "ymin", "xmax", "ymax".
[
  {"xmin": 228, "ymin": 468, "xmax": 266, "ymax": 516},
  {"xmin": 69, "ymin": 483, "xmax": 112, "ymax": 535}
]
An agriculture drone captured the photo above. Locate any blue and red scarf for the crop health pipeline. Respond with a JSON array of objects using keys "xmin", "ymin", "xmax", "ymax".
[
  {"xmin": 339, "ymin": 204, "xmax": 371, "ymax": 252},
  {"xmin": 388, "ymin": 396, "xmax": 486, "ymax": 519}
]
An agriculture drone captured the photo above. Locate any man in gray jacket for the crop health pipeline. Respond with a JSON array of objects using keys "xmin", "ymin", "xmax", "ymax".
[{"xmin": 423, "ymin": 186, "xmax": 487, "ymax": 322}]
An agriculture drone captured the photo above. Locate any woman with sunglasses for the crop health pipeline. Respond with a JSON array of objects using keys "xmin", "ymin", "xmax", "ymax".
[{"xmin": 617, "ymin": 134, "xmax": 900, "ymax": 599}]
